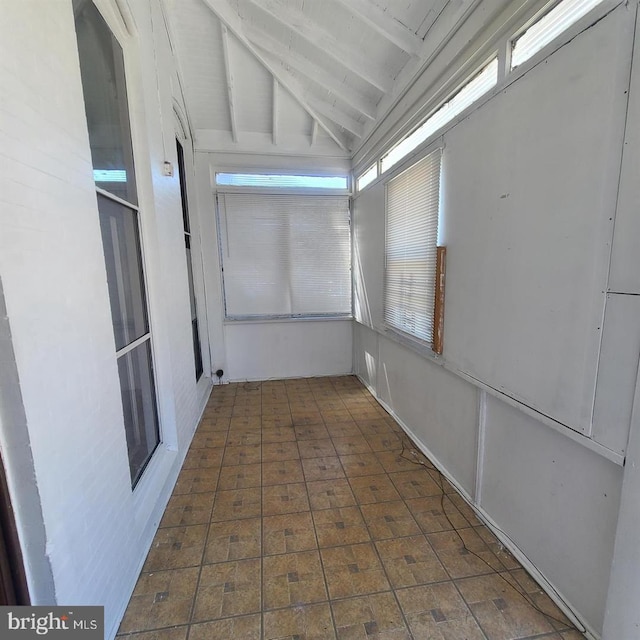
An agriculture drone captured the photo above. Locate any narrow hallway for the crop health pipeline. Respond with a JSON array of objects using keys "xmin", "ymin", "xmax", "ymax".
[{"xmin": 116, "ymin": 376, "xmax": 583, "ymax": 640}]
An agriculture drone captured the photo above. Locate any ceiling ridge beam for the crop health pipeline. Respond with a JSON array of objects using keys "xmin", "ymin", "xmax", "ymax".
[
  {"xmin": 245, "ymin": 0, "xmax": 393, "ymax": 93},
  {"xmin": 333, "ymin": 0, "xmax": 423, "ymax": 56},
  {"xmin": 220, "ymin": 23, "xmax": 238, "ymax": 142},
  {"xmin": 245, "ymin": 25, "xmax": 378, "ymax": 121},
  {"xmin": 200, "ymin": 0, "xmax": 349, "ymax": 152}
]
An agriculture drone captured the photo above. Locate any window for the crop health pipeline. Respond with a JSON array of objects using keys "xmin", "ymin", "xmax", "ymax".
[
  {"xmin": 217, "ymin": 193, "xmax": 351, "ymax": 319},
  {"xmin": 215, "ymin": 173, "xmax": 348, "ymax": 190},
  {"xmin": 511, "ymin": 0, "xmax": 604, "ymax": 69},
  {"xmin": 176, "ymin": 139, "xmax": 203, "ymax": 380},
  {"xmin": 74, "ymin": 0, "xmax": 160, "ymax": 486},
  {"xmin": 384, "ymin": 149, "xmax": 442, "ymax": 346},
  {"xmin": 381, "ymin": 58, "xmax": 497, "ymax": 174},
  {"xmin": 356, "ymin": 164, "xmax": 378, "ymax": 191}
]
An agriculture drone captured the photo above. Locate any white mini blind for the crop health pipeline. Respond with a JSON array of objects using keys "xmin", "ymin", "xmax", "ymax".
[
  {"xmin": 511, "ymin": 0, "xmax": 603, "ymax": 69},
  {"xmin": 381, "ymin": 58, "xmax": 497, "ymax": 174},
  {"xmin": 218, "ymin": 193, "xmax": 351, "ymax": 318},
  {"xmin": 384, "ymin": 149, "xmax": 442, "ymax": 344}
]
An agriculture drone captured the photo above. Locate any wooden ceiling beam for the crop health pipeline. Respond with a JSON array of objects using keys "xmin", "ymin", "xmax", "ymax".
[
  {"xmin": 220, "ymin": 23, "xmax": 238, "ymax": 142},
  {"xmin": 200, "ymin": 0, "xmax": 349, "ymax": 151},
  {"xmin": 333, "ymin": 0, "xmax": 423, "ymax": 56},
  {"xmin": 308, "ymin": 97, "xmax": 364, "ymax": 139},
  {"xmin": 251, "ymin": 46, "xmax": 363, "ymax": 138},
  {"xmin": 245, "ymin": 25, "xmax": 378, "ymax": 121},
  {"xmin": 245, "ymin": 0, "xmax": 394, "ymax": 93}
]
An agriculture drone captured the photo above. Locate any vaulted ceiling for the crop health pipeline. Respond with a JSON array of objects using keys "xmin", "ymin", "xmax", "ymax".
[{"xmin": 163, "ymin": 0, "xmax": 484, "ymax": 158}]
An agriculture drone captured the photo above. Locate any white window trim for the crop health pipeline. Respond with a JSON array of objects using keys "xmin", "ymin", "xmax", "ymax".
[
  {"xmin": 216, "ymin": 191, "xmax": 353, "ymax": 322},
  {"xmin": 505, "ymin": 0, "xmax": 619, "ymax": 79},
  {"xmin": 79, "ymin": 0, "xmax": 169, "ymax": 483}
]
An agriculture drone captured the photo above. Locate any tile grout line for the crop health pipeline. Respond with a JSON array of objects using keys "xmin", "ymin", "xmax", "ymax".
[
  {"xmin": 379, "ymin": 412, "xmax": 494, "ymax": 640},
  {"xmin": 184, "ymin": 385, "xmax": 233, "ymax": 640},
  {"xmin": 372, "ymin": 398, "xmax": 527, "ymax": 640},
  {"xmin": 298, "ymin": 379, "xmax": 340, "ymax": 640},
  {"xmin": 341, "ymin": 399, "xmax": 417, "ymax": 640}
]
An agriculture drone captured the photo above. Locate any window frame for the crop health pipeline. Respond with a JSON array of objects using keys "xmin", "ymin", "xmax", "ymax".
[
  {"xmin": 380, "ymin": 57, "xmax": 498, "ymax": 177},
  {"xmin": 383, "ymin": 148, "xmax": 443, "ymax": 352},
  {"xmin": 215, "ymin": 172, "xmax": 350, "ymax": 191},
  {"xmin": 74, "ymin": 0, "xmax": 162, "ymax": 488},
  {"xmin": 509, "ymin": 0, "xmax": 606, "ymax": 70},
  {"xmin": 176, "ymin": 137, "xmax": 204, "ymax": 381},
  {"xmin": 215, "ymin": 190, "xmax": 353, "ymax": 322}
]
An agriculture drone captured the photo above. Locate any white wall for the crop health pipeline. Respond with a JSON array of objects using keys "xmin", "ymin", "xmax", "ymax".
[
  {"xmin": 194, "ymin": 151, "xmax": 354, "ymax": 382},
  {"xmin": 480, "ymin": 397, "xmax": 621, "ymax": 628},
  {"xmin": 352, "ymin": 4, "xmax": 635, "ymax": 635},
  {"xmin": 224, "ymin": 320, "xmax": 353, "ymax": 381},
  {"xmin": 0, "ymin": 1, "xmax": 211, "ymax": 637}
]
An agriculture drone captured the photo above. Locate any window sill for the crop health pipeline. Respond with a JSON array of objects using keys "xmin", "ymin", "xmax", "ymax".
[
  {"xmin": 380, "ymin": 323, "xmax": 444, "ymax": 365},
  {"xmin": 224, "ymin": 315, "xmax": 353, "ymax": 326}
]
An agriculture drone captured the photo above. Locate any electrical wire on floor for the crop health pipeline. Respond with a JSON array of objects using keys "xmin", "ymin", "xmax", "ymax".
[
  {"xmin": 214, "ymin": 377, "xmax": 586, "ymax": 635},
  {"xmin": 383, "ymin": 415, "xmax": 587, "ymax": 636}
]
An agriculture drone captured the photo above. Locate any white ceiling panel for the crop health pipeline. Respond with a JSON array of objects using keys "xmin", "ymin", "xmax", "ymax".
[
  {"xmin": 277, "ymin": 84, "xmax": 313, "ymax": 137},
  {"xmin": 164, "ymin": 0, "xmax": 512, "ymax": 158},
  {"xmin": 228, "ymin": 32, "xmax": 273, "ymax": 133},
  {"xmin": 169, "ymin": 0, "xmax": 231, "ymax": 130}
]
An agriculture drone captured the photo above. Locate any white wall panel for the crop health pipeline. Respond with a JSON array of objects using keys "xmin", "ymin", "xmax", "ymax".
[
  {"xmin": 376, "ymin": 334, "xmax": 479, "ymax": 496},
  {"xmin": 224, "ymin": 320, "xmax": 353, "ymax": 381},
  {"xmin": 443, "ymin": 7, "xmax": 632, "ymax": 433},
  {"xmin": 609, "ymin": 1, "xmax": 640, "ymax": 295},
  {"xmin": 353, "ymin": 322, "xmax": 379, "ymax": 390},
  {"xmin": 481, "ymin": 396, "xmax": 623, "ymax": 634},
  {"xmin": 592, "ymin": 294, "xmax": 640, "ymax": 455}
]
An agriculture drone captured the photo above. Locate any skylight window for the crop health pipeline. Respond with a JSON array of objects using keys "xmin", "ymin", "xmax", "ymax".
[
  {"xmin": 356, "ymin": 164, "xmax": 378, "ymax": 191},
  {"xmin": 215, "ymin": 173, "xmax": 348, "ymax": 190},
  {"xmin": 381, "ymin": 58, "xmax": 498, "ymax": 174},
  {"xmin": 511, "ymin": 0, "xmax": 603, "ymax": 69}
]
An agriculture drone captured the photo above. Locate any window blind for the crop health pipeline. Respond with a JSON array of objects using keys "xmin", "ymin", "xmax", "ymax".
[
  {"xmin": 381, "ymin": 58, "xmax": 497, "ymax": 174},
  {"xmin": 511, "ymin": 0, "xmax": 603, "ymax": 69},
  {"xmin": 218, "ymin": 193, "xmax": 351, "ymax": 318},
  {"xmin": 384, "ymin": 149, "xmax": 442, "ymax": 344}
]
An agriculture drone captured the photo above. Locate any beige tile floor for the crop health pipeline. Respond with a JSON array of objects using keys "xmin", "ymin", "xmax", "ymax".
[{"xmin": 117, "ymin": 376, "xmax": 585, "ymax": 640}]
